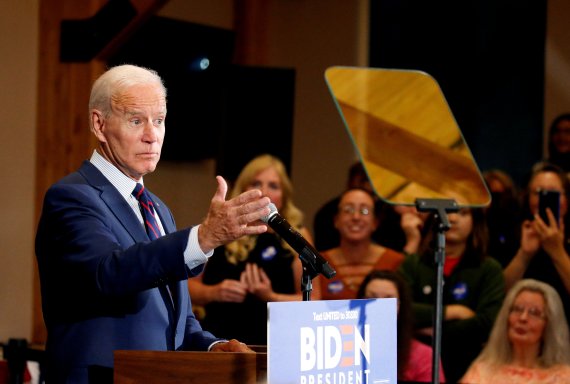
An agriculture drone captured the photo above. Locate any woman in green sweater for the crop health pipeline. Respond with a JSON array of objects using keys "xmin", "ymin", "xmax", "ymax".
[{"xmin": 398, "ymin": 207, "xmax": 505, "ymax": 383}]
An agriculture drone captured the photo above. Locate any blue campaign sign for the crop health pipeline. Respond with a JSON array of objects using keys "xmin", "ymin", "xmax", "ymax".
[{"xmin": 268, "ymin": 298, "xmax": 397, "ymax": 384}]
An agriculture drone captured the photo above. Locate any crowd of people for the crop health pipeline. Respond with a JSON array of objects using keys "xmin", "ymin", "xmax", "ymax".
[
  {"xmin": 184, "ymin": 154, "xmax": 570, "ymax": 383},
  {"xmin": 33, "ymin": 64, "xmax": 570, "ymax": 383},
  {"xmin": 181, "ymin": 153, "xmax": 570, "ymax": 383}
]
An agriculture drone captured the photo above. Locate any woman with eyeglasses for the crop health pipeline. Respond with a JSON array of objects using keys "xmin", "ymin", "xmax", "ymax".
[
  {"xmin": 398, "ymin": 207, "xmax": 505, "ymax": 383},
  {"xmin": 461, "ymin": 279, "xmax": 570, "ymax": 383},
  {"xmin": 504, "ymin": 161, "xmax": 570, "ymax": 325},
  {"xmin": 317, "ymin": 188, "xmax": 404, "ymax": 300}
]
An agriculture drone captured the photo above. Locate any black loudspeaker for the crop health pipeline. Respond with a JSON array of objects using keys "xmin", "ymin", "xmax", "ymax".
[
  {"xmin": 108, "ymin": 16, "xmax": 235, "ymax": 161},
  {"xmin": 216, "ymin": 65, "xmax": 296, "ymax": 182},
  {"xmin": 107, "ymin": 17, "xmax": 296, "ymax": 167}
]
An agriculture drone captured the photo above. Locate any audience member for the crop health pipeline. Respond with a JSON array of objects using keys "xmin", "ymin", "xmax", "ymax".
[
  {"xmin": 398, "ymin": 208, "xmax": 505, "ymax": 383},
  {"xmin": 357, "ymin": 270, "xmax": 445, "ymax": 383},
  {"xmin": 504, "ymin": 161, "xmax": 570, "ymax": 324},
  {"xmin": 461, "ymin": 279, "xmax": 570, "ymax": 383},
  {"xmin": 188, "ymin": 154, "xmax": 314, "ymax": 345},
  {"xmin": 547, "ymin": 113, "xmax": 570, "ymax": 173},
  {"xmin": 483, "ymin": 169, "xmax": 522, "ymax": 266},
  {"xmin": 35, "ymin": 65, "xmax": 262, "ymax": 383},
  {"xmin": 313, "ymin": 162, "xmax": 406, "ymax": 252},
  {"xmin": 317, "ymin": 188, "xmax": 404, "ymax": 300},
  {"xmin": 394, "ymin": 205, "xmax": 430, "ymax": 256}
]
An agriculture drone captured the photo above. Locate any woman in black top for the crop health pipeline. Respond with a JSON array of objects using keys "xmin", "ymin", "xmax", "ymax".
[{"xmin": 188, "ymin": 154, "xmax": 316, "ymax": 345}]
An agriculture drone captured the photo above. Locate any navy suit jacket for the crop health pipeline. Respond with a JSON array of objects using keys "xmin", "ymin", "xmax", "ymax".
[{"xmin": 35, "ymin": 161, "xmax": 220, "ymax": 383}]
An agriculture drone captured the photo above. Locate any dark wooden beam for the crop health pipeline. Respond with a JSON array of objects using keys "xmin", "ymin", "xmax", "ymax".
[{"xmin": 233, "ymin": 0, "xmax": 269, "ymax": 66}]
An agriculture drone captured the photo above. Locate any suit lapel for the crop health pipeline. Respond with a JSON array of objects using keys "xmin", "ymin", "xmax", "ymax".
[
  {"xmin": 151, "ymin": 194, "xmax": 176, "ymax": 234},
  {"xmin": 151, "ymin": 196, "xmax": 183, "ymax": 320},
  {"xmin": 135, "ymin": 185, "xmax": 182, "ymax": 318},
  {"xmin": 101, "ymin": 187, "xmax": 149, "ymax": 242},
  {"xmin": 79, "ymin": 161, "xmax": 181, "ymax": 319},
  {"xmin": 79, "ymin": 161, "xmax": 148, "ymax": 243}
]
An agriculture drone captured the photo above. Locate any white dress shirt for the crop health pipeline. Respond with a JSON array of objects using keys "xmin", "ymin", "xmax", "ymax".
[{"xmin": 90, "ymin": 150, "xmax": 212, "ymax": 269}]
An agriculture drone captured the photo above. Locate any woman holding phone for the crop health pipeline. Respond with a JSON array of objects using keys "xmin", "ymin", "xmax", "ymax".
[{"xmin": 504, "ymin": 161, "xmax": 570, "ymax": 325}]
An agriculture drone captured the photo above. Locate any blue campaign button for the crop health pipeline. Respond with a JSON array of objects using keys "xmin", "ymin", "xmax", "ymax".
[
  {"xmin": 452, "ymin": 282, "xmax": 468, "ymax": 300},
  {"xmin": 327, "ymin": 280, "xmax": 344, "ymax": 294},
  {"xmin": 261, "ymin": 246, "xmax": 277, "ymax": 260}
]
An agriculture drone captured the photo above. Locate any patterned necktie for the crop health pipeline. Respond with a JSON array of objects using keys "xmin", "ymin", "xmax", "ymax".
[
  {"xmin": 132, "ymin": 183, "xmax": 161, "ymax": 240},
  {"xmin": 132, "ymin": 183, "xmax": 177, "ymax": 308}
]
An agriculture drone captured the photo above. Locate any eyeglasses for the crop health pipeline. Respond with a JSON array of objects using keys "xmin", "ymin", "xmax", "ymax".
[
  {"xmin": 510, "ymin": 304, "xmax": 546, "ymax": 320},
  {"xmin": 339, "ymin": 205, "xmax": 371, "ymax": 216}
]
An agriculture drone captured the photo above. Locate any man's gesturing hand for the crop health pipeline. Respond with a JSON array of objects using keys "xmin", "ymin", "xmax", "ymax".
[{"xmin": 198, "ymin": 176, "xmax": 270, "ymax": 253}]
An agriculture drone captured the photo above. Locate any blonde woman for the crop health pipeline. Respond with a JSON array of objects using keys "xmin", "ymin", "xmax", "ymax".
[
  {"xmin": 188, "ymin": 154, "xmax": 316, "ymax": 345},
  {"xmin": 461, "ymin": 279, "xmax": 570, "ymax": 383}
]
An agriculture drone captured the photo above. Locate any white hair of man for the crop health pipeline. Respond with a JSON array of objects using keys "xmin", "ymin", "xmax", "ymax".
[{"xmin": 88, "ymin": 64, "xmax": 167, "ymax": 122}]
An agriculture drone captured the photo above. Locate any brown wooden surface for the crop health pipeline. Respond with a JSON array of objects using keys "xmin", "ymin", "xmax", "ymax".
[
  {"xmin": 114, "ymin": 350, "xmax": 267, "ymax": 384},
  {"xmin": 33, "ymin": 0, "xmax": 169, "ymax": 345},
  {"xmin": 233, "ymin": 0, "xmax": 269, "ymax": 65}
]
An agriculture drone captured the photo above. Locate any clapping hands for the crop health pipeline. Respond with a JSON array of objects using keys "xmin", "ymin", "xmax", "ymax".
[{"xmin": 213, "ymin": 264, "xmax": 274, "ymax": 303}]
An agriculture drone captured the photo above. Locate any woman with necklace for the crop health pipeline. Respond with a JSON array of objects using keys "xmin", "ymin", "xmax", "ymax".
[{"xmin": 318, "ymin": 188, "xmax": 404, "ymax": 300}]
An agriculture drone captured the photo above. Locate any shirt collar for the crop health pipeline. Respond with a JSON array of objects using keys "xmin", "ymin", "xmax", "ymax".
[{"xmin": 89, "ymin": 150, "xmax": 142, "ymax": 200}]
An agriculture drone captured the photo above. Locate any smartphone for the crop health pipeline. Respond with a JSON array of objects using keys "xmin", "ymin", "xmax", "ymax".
[{"xmin": 538, "ymin": 189, "xmax": 560, "ymax": 225}]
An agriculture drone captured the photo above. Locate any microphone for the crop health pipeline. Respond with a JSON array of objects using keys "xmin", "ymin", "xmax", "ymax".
[{"xmin": 261, "ymin": 203, "xmax": 336, "ymax": 279}]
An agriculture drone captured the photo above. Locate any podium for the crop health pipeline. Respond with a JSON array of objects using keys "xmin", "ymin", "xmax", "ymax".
[
  {"xmin": 114, "ymin": 347, "xmax": 267, "ymax": 384},
  {"xmin": 114, "ymin": 298, "xmax": 395, "ymax": 383}
]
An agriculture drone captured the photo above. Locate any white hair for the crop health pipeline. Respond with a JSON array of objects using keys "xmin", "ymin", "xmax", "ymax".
[
  {"xmin": 475, "ymin": 279, "xmax": 570, "ymax": 368},
  {"xmin": 88, "ymin": 64, "xmax": 166, "ymax": 121}
]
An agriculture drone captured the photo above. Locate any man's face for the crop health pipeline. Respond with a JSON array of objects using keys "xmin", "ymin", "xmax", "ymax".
[{"xmin": 93, "ymin": 83, "xmax": 166, "ymax": 181}]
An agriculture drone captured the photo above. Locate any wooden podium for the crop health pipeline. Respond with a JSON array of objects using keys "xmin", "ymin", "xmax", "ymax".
[{"xmin": 114, "ymin": 347, "xmax": 267, "ymax": 384}]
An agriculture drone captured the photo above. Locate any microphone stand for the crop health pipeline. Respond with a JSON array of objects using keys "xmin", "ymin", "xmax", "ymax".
[
  {"xmin": 298, "ymin": 248, "xmax": 336, "ymax": 301},
  {"xmin": 415, "ymin": 198, "xmax": 458, "ymax": 384},
  {"xmin": 301, "ymin": 266, "xmax": 314, "ymax": 301}
]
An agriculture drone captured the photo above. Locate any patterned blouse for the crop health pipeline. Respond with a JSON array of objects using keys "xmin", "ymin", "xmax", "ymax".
[{"xmin": 461, "ymin": 361, "xmax": 570, "ymax": 384}]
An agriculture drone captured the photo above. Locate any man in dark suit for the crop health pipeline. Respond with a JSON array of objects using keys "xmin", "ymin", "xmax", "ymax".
[{"xmin": 35, "ymin": 64, "xmax": 270, "ymax": 383}]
